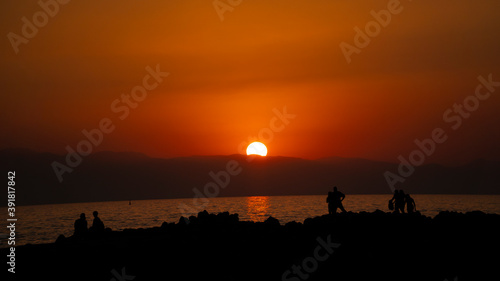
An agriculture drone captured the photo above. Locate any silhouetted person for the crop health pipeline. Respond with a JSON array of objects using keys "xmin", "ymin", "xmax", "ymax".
[
  {"xmin": 389, "ymin": 190, "xmax": 397, "ymax": 212},
  {"xmin": 388, "ymin": 191, "xmax": 395, "ymax": 211},
  {"xmin": 89, "ymin": 211, "xmax": 104, "ymax": 233},
  {"xmin": 390, "ymin": 190, "xmax": 406, "ymax": 214},
  {"xmin": 405, "ymin": 194, "xmax": 416, "ymax": 213},
  {"xmin": 326, "ymin": 186, "xmax": 346, "ymax": 214},
  {"xmin": 74, "ymin": 213, "xmax": 88, "ymax": 236},
  {"xmin": 397, "ymin": 190, "xmax": 406, "ymax": 213},
  {"xmin": 327, "ymin": 191, "xmax": 334, "ymax": 214}
]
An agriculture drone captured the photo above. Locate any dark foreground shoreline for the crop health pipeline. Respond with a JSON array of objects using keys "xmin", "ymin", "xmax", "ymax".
[{"xmin": 3, "ymin": 210, "xmax": 500, "ymax": 281}]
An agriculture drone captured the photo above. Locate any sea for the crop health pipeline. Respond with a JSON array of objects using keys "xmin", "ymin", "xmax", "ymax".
[{"xmin": 2, "ymin": 194, "xmax": 500, "ymax": 247}]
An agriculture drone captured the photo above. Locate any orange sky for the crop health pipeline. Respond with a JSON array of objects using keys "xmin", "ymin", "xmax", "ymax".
[{"xmin": 1, "ymin": 0, "xmax": 500, "ymax": 164}]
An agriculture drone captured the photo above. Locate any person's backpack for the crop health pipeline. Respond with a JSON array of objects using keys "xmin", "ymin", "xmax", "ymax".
[{"xmin": 388, "ymin": 200, "xmax": 394, "ymax": 211}]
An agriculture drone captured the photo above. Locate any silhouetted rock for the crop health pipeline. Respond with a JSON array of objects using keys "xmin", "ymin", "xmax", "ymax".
[
  {"xmin": 263, "ymin": 216, "xmax": 280, "ymax": 226},
  {"xmin": 198, "ymin": 210, "xmax": 210, "ymax": 220},
  {"xmin": 55, "ymin": 234, "xmax": 66, "ymax": 244},
  {"xmin": 178, "ymin": 216, "xmax": 188, "ymax": 225},
  {"xmin": 2, "ymin": 210, "xmax": 499, "ymax": 281}
]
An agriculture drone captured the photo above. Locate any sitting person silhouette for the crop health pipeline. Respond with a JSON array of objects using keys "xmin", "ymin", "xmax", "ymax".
[
  {"xmin": 89, "ymin": 211, "xmax": 105, "ymax": 233},
  {"xmin": 74, "ymin": 213, "xmax": 88, "ymax": 236},
  {"xmin": 405, "ymin": 194, "xmax": 416, "ymax": 213},
  {"xmin": 326, "ymin": 186, "xmax": 346, "ymax": 214}
]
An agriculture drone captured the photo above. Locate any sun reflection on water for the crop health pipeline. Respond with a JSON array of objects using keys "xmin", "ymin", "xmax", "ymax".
[{"xmin": 247, "ymin": 196, "xmax": 270, "ymax": 222}]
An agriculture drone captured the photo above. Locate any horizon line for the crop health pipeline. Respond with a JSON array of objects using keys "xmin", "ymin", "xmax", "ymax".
[{"xmin": 1, "ymin": 147, "xmax": 496, "ymax": 166}]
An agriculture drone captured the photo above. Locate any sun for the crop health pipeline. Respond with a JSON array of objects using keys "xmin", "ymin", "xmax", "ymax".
[{"xmin": 246, "ymin": 142, "xmax": 268, "ymax": 156}]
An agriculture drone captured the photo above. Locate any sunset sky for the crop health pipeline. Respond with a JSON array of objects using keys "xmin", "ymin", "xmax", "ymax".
[{"xmin": 1, "ymin": 0, "xmax": 499, "ymax": 165}]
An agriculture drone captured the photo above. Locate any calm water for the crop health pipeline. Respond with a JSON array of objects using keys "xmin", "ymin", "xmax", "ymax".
[{"xmin": 2, "ymin": 195, "xmax": 500, "ymax": 247}]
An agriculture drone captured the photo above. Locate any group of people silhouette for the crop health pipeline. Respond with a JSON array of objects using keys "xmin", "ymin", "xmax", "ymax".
[
  {"xmin": 73, "ymin": 189, "xmax": 417, "ymax": 235},
  {"xmin": 74, "ymin": 211, "xmax": 105, "ymax": 236},
  {"xmin": 326, "ymin": 186, "xmax": 417, "ymax": 214},
  {"xmin": 389, "ymin": 189, "xmax": 416, "ymax": 214}
]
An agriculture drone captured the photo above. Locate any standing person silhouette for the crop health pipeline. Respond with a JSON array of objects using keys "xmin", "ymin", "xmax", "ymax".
[
  {"xmin": 388, "ymin": 190, "xmax": 396, "ymax": 211},
  {"xmin": 405, "ymin": 194, "xmax": 416, "ymax": 213},
  {"xmin": 397, "ymin": 190, "xmax": 406, "ymax": 213},
  {"xmin": 326, "ymin": 191, "xmax": 334, "ymax": 214},
  {"xmin": 74, "ymin": 213, "xmax": 88, "ymax": 237},
  {"xmin": 390, "ymin": 190, "xmax": 406, "ymax": 214},
  {"xmin": 326, "ymin": 186, "xmax": 346, "ymax": 214}
]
